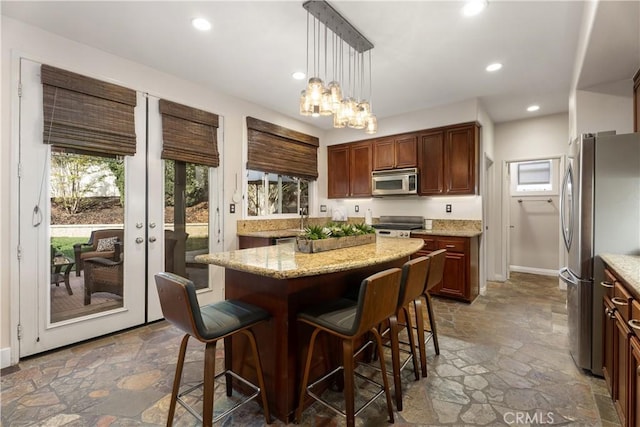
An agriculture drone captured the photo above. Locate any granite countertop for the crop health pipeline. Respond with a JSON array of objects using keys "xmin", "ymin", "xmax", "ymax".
[
  {"xmin": 239, "ymin": 228, "xmax": 482, "ymax": 239},
  {"xmin": 196, "ymin": 238, "xmax": 424, "ymax": 279},
  {"xmin": 237, "ymin": 229, "xmax": 304, "ymax": 238},
  {"xmin": 411, "ymin": 229, "xmax": 482, "ymax": 238},
  {"xmin": 600, "ymin": 253, "xmax": 640, "ymax": 293}
]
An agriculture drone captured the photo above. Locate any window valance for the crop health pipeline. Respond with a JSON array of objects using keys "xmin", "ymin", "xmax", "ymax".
[
  {"xmin": 41, "ymin": 64, "xmax": 137, "ymax": 156},
  {"xmin": 159, "ymin": 99, "xmax": 219, "ymax": 168},
  {"xmin": 246, "ymin": 117, "xmax": 319, "ymax": 180}
]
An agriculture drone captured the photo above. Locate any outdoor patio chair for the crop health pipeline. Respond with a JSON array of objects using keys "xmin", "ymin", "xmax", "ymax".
[{"xmin": 73, "ymin": 228, "xmax": 123, "ymax": 276}]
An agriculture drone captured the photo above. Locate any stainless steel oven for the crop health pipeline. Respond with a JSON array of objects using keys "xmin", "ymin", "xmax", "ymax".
[{"xmin": 371, "ymin": 168, "xmax": 418, "ymax": 196}]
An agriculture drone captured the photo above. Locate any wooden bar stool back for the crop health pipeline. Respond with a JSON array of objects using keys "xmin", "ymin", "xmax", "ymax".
[
  {"xmin": 295, "ymin": 267, "xmax": 403, "ymax": 427},
  {"xmin": 155, "ymin": 272, "xmax": 271, "ymax": 426},
  {"xmin": 417, "ymin": 249, "xmax": 446, "ymax": 376},
  {"xmin": 387, "ymin": 255, "xmax": 431, "ymax": 411}
]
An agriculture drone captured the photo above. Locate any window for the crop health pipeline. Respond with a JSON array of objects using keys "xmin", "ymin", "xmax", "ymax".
[
  {"xmin": 247, "ymin": 170, "xmax": 309, "ymax": 217},
  {"xmin": 515, "ymin": 160, "xmax": 552, "ymax": 192}
]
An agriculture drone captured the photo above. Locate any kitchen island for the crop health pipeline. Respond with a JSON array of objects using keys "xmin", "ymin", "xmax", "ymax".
[{"xmin": 195, "ymin": 237, "xmax": 424, "ymax": 422}]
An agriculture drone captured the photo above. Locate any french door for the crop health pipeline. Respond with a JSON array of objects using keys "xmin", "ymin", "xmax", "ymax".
[{"xmin": 17, "ymin": 59, "xmax": 222, "ymax": 357}]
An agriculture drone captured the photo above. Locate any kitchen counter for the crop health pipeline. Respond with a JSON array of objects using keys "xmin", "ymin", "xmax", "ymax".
[
  {"xmin": 600, "ymin": 253, "xmax": 640, "ymax": 292},
  {"xmin": 196, "ymin": 237, "xmax": 424, "ymax": 279},
  {"xmin": 411, "ymin": 229, "xmax": 483, "ymax": 238},
  {"xmin": 236, "ymin": 229, "xmax": 303, "ymax": 238},
  {"xmin": 195, "ymin": 237, "xmax": 424, "ymax": 421}
]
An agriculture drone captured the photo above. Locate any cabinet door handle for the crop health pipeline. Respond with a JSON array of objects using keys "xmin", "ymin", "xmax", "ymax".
[
  {"xmin": 629, "ymin": 319, "xmax": 640, "ymax": 331},
  {"xmin": 612, "ymin": 297, "xmax": 629, "ymax": 306},
  {"xmin": 445, "ymin": 245, "xmax": 455, "ymax": 248},
  {"xmin": 637, "ymin": 366, "xmax": 640, "ymax": 377},
  {"xmin": 600, "ymin": 281, "xmax": 614, "ymax": 289}
]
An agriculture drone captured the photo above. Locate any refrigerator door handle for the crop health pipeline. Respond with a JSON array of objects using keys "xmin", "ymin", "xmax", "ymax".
[{"xmin": 560, "ymin": 163, "xmax": 574, "ymax": 252}]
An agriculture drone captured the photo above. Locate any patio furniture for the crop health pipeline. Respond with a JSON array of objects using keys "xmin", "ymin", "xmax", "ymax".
[
  {"xmin": 83, "ymin": 256, "xmax": 123, "ymax": 305},
  {"xmin": 73, "ymin": 228, "xmax": 124, "ymax": 276},
  {"xmin": 51, "ymin": 246, "xmax": 74, "ymax": 296}
]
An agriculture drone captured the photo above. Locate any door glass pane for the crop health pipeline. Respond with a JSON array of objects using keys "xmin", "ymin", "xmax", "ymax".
[
  {"xmin": 164, "ymin": 160, "xmax": 210, "ymax": 290},
  {"xmin": 50, "ymin": 149, "xmax": 125, "ymax": 323}
]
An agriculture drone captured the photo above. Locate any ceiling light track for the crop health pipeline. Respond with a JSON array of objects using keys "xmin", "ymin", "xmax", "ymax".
[{"xmin": 302, "ymin": 1, "xmax": 373, "ymax": 53}]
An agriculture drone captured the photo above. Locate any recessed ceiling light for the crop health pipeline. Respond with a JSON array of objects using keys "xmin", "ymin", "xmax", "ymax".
[
  {"xmin": 527, "ymin": 105, "xmax": 540, "ymax": 112},
  {"xmin": 292, "ymin": 71, "xmax": 306, "ymax": 80},
  {"xmin": 192, "ymin": 18, "xmax": 211, "ymax": 31},
  {"xmin": 462, "ymin": 0, "xmax": 488, "ymax": 17},
  {"xmin": 486, "ymin": 62, "xmax": 502, "ymax": 72}
]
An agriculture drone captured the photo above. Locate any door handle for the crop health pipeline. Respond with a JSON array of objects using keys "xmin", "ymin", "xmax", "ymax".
[
  {"xmin": 149, "ymin": 236, "xmax": 157, "ymax": 243},
  {"xmin": 600, "ymin": 281, "xmax": 614, "ymax": 289},
  {"xmin": 135, "ymin": 237, "xmax": 144, "ymax": 244}
]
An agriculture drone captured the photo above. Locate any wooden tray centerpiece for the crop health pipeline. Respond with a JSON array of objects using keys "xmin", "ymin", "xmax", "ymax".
[{"xmin": 296, "ymin": 223, "xmax": 376, "ymax": 253}]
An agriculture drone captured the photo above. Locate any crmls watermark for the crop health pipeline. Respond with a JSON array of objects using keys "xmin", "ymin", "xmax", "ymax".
[{"xmin": 503, "ymin": 411, "xmax": 555, "ymax": 425}]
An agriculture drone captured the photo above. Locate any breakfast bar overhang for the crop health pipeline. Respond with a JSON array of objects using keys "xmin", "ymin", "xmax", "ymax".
[{"xmin": 196, "ymin": 237, "xmax": 424, "ymax": 422}]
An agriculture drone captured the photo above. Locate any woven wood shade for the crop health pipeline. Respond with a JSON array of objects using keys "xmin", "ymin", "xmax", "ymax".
[
  {"xmin": 41, "ymin": 65, "xmax": 137, "ymax": 156},
  {"xmin": 246, "ymin": 117, "xmax": 319, "ymax": 180},
  {"xmin": 159, "ymin": 99, "xmax": 219, "ymax": 168}
]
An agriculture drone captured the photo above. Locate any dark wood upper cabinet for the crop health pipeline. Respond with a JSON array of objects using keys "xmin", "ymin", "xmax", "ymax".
[
  {"xmin": 328, "ymin": 121, "xmax": 478, "ymax": 199},
  {"xmin": 445, "ymin": 123, "xmax": 478, "ymax": 195},
  {"xmin": 349, "ymin": 141, "xmax": 373, "ymax": 197},
  {"xmin": 373, "ymin": 134, "xmax": 417, "ymax": 170},
  {"xmin": 327, "ymin": 141, "xmax": 372, "ymax": 198},
  {"xmin": 418, "ymin": 131, "xmax": 445, "ymax": 195},
  {"xmin": 633, "ymin": 68, "xmax": 640, "ymax": 132},
  {"xmin": 327, "ymin": 144, "xmax": 350, "ymax": 199}
]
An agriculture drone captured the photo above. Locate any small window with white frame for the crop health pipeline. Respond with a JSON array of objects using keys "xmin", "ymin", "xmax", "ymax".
[
  {"xmin": 510, "ymin": 159, "xmax": 557, "ymax": 195},
  {"xmin": 517, "ymin": 160, "xmax": 552, "ymax": 191},
  {"xmin": 247, "ymin": 170, "xmax": 309, "ymax": 217}
]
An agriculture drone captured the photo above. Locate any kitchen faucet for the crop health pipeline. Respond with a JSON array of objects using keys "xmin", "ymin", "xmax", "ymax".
[{"xmin": 300, "ymin": 207, "xmax": 308, "ymax": 230}]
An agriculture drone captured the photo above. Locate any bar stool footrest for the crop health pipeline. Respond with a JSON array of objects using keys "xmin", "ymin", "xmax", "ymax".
[
  {"xmin": 176, "ymin": 369, "xmax": 262, "ymax": 423},
  {"xmin": 306, "ymin": 365, "xmax": 387, "ymax": 419}
]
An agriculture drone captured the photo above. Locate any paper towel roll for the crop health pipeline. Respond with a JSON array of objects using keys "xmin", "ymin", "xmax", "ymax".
[{"xmin": 365, "ymin": 209, "xmax": 372, "ymax": 225}]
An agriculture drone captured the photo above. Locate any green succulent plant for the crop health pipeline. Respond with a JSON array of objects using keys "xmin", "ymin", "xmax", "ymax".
[{"xmin": 301, "ymin": 222, "xmax": 374, "ymax": 240}]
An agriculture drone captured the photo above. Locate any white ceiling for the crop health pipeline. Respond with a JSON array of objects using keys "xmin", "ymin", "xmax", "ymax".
[{"xmin": 2, "ymin": 1, "xmax": 638, "ymax": 127}]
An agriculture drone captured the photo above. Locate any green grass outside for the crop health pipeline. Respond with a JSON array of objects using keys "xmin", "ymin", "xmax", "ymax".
[{"xmin": 51, "ymin": 236, "xmax": 209, "ymax": 260}]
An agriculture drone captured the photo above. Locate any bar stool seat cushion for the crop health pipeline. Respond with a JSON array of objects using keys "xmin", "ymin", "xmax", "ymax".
[
  {"xmin": 298, "ymin": 298, "xmax": 358, "ymax": 336},
  {"xmin": 198, "ymin": 301, "xmax": 269, "ymax": 340}
]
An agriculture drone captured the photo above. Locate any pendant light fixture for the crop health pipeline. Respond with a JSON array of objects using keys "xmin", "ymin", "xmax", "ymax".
[{"xmin": 299, "ymin": 0, "xmax": 377, "ymax": 134}]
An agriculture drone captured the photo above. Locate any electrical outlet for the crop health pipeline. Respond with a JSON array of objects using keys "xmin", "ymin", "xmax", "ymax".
[
  {"xmin": 446, "ymin": 204, "xmax": 452, "ymax": 213},
  {"xmin": 320, "ymin": 205, "xmax": 327, "ymax": 212},
  {"xmin": 355, "ymin": 205, "xmax": 360, "ymax": 213},
  {"xmin": 230, "ymin": 204, "xmax": 235, "ymax": 214}
]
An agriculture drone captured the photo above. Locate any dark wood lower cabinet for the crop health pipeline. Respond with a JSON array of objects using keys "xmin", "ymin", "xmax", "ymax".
[
  {"xmin": 411, "ymin": 234, "xmax": 479, "ymax": 303},
  {"xmin": 630, "ymin": 336, "xmax": 640, "ymax": 426},
  {"xmin": 614, "ymin": 310, "xmax": 631, "ymax": 427},
  {"xmin": 603, "ymin": 295, "xmax": 616, "ymax": 397}
]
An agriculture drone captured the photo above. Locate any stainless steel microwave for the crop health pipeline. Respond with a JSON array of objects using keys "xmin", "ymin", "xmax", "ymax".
[{"xmin": 371, "ymin": 167, "xmax": 418, "ymax": 196}]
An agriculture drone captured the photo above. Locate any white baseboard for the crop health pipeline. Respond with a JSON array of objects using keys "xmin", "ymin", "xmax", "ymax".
[
  {"xmin": 509, "ymin": 265, "xmax": 559, "ymax": 277},
  {"xmin": 1, "ymin": 347, "xmax": 11, "ymax": 369}
]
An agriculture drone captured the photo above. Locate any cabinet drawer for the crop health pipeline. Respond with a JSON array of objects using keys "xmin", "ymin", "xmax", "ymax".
[
  {"xmin": 601, "ymin": 268, "xmax": 617, "ymax": 298},
  {"xmin": 420, "ymin": 238, "xmax": 437, "ymax": 251},
  {"xmin": 437, "ymin": 238, "xmax": 465, "ymax": 253},
  {"xmin": 630, "ymin": 300, "xmax": 640, "ymax": 336},
  {"xmin": 613, "ymin": 282, "xmax": 633, "ymax": 323}
]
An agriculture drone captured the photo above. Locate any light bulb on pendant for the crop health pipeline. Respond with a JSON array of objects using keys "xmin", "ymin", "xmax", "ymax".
[
  {"xmin": 327, "ymin": 81, "xmax": 343, "ymax": 113},
  {"xmin": 299, "ymin": 90, "xmax": 312, "ymax": 116},
  {"xmin": 320, "ymin": 89, "xmax": 333, "ymax": 116},
  {"xmin": 306, "ymin": 77, "xmax": 324, "ymax": 106},
  {"xmin": 365, "ymin": 115, "xmax": 378, "ymax": 134}
]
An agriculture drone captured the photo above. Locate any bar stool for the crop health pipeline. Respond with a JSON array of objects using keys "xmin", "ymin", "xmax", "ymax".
[
  {"xmin": 295, "ymin": 267, "xmax": 403, "ymax": 427},
  {"xmin": 416, "ymin": 249, "xmax": 446, "ymax": 377},
  {"xmin": 386, "ymin": 255, "xmax": 431, "ymax": 411},
  {"xmin": 154, "ymin": 272, "xmax": 271, "ymax": 426}
]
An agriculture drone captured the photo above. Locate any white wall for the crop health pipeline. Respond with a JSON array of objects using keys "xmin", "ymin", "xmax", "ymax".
[
  {"xmin": 491, "ymin": 113, "xmax": 569, "ymax": 280},
  {"xmin": 0, "ymin": 17, "xmax": 324, "ymax": 355},
  {"xmin": 575, "ymin": 80, "xmax": 634, "ymax": 136}
]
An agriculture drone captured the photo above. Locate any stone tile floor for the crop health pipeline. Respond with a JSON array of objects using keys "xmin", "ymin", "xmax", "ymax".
[{"xmin": 1, "ymin": 272, "xmax": 621, "ymax": 426}]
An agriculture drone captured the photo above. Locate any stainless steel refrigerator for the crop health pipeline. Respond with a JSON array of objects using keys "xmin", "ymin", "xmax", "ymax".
[{"xmin": 559, "ymin": 132, "xmax": 640, "ymax": 376}]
